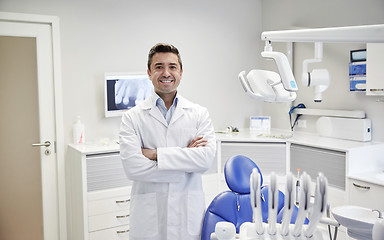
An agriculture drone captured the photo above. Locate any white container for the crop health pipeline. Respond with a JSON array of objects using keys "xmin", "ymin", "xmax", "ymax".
[
  {"xmin": 73, "ymin": 116, "xmax": 85, "ymax": 144},
  {"xmin": 250, "ymin": 116, "xmax": 271, "ymax": 134}
]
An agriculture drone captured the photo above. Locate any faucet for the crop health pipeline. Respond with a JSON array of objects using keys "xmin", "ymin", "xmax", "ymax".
[{"xmin": 372, "ymin": 209, "xmax": 383, "ymax": 219}]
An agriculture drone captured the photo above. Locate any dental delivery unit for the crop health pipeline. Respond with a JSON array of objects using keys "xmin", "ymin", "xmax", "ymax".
[{"xmin": 210, "ymin": 170, "xmax": 334, "ymax": 240}]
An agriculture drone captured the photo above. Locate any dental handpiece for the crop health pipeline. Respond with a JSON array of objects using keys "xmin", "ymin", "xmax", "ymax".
[
  {"xmin": 296, "ymin": 168, "xmax": 300, "ymax": 205},
  {"xmin": 268, "ymin": 172, "xmax": 278, "ymax": 236},
  {"xmin": 305, "ymin": 173, "xmax": 328, "ymax": 238},
  {"xmin": 293, "ymin": 172, "xmax": 311, "ymax": 237},
  {"xmin": 280, "ymin": 172, "xmax": 295, "ymax": 236},
  {"xmin": 250, "ymin": 168, "xmax": 264, "ymax": 235}
]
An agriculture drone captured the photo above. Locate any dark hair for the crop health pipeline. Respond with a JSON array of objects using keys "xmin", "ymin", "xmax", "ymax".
[{"xmin": 147, "ymin": 43, "xmax": 183, "ymax": 71}]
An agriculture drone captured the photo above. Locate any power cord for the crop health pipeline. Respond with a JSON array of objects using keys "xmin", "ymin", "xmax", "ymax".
[{"xmin": 289, "ymin": 103, "xmax": 306, "ymax": 131}]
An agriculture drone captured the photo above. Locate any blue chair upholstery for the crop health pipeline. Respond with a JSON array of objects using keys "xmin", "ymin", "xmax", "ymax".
[
  {"xmin": 201, "ymin": 155, "xmax": 261, "ymax": 240},
  {"xmin": 201, "ymin": 155, "xmax": 306, "ymax": 240},
  {"xmin": 224, "ymin": 155, "xmax": 263, "ymax": 194}
]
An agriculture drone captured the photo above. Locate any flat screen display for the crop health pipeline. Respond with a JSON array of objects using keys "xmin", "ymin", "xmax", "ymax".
[{"xmin": 104, "ymin": 72, "xmax": 154, "ymax": 117}]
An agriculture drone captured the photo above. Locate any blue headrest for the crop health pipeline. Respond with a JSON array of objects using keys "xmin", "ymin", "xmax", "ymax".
[{"xmin": 224, "ymin": 155, "xmax": 263, "ymax": 194}]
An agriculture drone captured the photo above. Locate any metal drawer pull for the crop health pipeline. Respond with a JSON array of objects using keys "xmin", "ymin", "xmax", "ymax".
[
  {"xmin": 116, "ymin": 229, "xmax": 130, "ymax": 234},
  {"xmin": 353, "ymin": 182, "xmax": 371, "ymax": 190},
  {"xmin": 116, "ymin": 214, "xmax": 130, "ymax": 219},
  {"xmin": 116, "ymin": 199, "xmax": 130, "ymax": 203},
  {"xmin": 370, "ymin": 89, "xmax": 384, "ymax": 92}
]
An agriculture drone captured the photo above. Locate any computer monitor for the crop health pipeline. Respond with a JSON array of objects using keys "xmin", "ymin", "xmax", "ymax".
[{"xmin": 104, "ymin": 72, "xmax": 154, "ymax": 117}]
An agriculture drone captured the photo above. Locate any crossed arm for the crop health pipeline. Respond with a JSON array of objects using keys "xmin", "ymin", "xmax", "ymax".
[{"xmin": 142, "ymin": 136, "xmax": 208, "ymax": 160}]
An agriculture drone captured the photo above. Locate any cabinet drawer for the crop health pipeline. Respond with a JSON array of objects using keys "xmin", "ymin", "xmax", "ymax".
[
  {"xmin": 89, "ymin": 224, "xmax": 130, "ymax": 240},
  {"xmin": 349, "ymin": 178, "xmax": 384, "ymax": 210},
  {"xmin": 88, "ymin": 196, "xmax": 130, "ymax": 216},
  {"xmin": 88, "ymin": 209, "xmax": 130, "ymax": 232}
]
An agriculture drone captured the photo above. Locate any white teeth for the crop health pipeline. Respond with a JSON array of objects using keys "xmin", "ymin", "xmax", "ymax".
[{"xmin": 160, "ymin": 80, "xmax": 172, "ymax": 83}]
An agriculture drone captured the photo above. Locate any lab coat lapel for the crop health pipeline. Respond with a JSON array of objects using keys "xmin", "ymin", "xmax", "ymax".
[
  {"xmin": 149, "ymin": 107, "xmax": 168, "ymax": 127},
  {"xmin": 169, "ymin": 106, "xmax": 184, "ymax": 126},
  {"xmin": 142, "ymin": 94, "xmax": 168, "ymax": 128},
  {"xmin": 169, "ymin": 96, "xmax": 190, "ymax": 126}
]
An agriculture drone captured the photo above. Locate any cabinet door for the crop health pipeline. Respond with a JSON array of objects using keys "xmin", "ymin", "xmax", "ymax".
[
  {"xmin": 349, "ymin": 178, "xmax": 384, "ymax": 210},
  {"xmin": 86, "ymin": 152, "xmax": 132, "ymax": 192},
  {"xmin": 290, "ymin": 144, "xmax": 346, "ymax": 190},
  {"xmin": 290, "ymin": 144, "xmax": 347, "ymax": 208},
  {"xmin": 367, "ymin": 43, "xmax": 384, "ymax": 96},
  {"xmin": 220, "ymin": 142, "xmax": 286, "ymax": 175}
]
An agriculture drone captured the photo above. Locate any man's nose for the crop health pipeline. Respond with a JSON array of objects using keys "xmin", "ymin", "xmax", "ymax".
[{"xmin": 162, "ymin": 68, "xmax": 171, "ymax": 77}]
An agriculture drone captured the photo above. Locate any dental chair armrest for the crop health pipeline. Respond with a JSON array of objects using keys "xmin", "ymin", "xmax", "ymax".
[
  {"xmin": 320, "ymin": 217, "xmax": 340, "ymax": 227},
  {"xmin": 210, "ymin": 233, "xmax": 218, "ymax": 240}
]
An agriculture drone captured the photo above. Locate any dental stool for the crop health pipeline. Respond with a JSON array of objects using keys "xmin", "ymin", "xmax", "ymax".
[{"xmin": 201, "ymin": 155, "xmax": 285, "ymax": 240}]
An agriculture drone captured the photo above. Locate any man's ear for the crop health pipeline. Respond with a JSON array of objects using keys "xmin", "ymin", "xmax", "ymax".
[{"xmin": 147, "ymin": 69, "xmax": 151, "ymax": 77}]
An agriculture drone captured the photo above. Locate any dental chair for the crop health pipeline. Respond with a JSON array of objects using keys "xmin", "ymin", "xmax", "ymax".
[{"xmin": 201, "ymin": 155, "xmax": 299, "ymax": 240}]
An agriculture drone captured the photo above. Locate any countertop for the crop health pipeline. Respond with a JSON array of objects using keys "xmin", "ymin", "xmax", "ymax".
[
  {"xmin": 69, "ymin": 129, "xmax": 384, "ymax": 186},
  {"xmin": 349, "ymin": 170, "xmax": 384, "ymax": 186},
  {"xmin": 70, "ymin": 128, "xmax": 384, "ymax": 154},
  {"xmin": 216, "ymin": 128, "xmax": 384, "ymax": 152}
]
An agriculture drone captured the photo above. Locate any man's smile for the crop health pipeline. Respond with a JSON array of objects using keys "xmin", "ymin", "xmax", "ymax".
[{"xmin": 159, "ymin": 79, "xmax": 174, "ymax": 83}]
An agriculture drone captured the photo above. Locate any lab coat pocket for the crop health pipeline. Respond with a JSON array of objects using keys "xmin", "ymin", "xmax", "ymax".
[
  {"xmin": 187, "ymin": 191, "xmax": 205, "ymax": 236},
  {"xmin": 130, "ymin": 192, "xmax": 159, "ymax": 238}
]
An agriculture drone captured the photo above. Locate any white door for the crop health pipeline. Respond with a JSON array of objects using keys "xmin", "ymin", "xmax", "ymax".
[{"xmin": 0, "ymin": 19, "xmax": 61, "ymax": 239}]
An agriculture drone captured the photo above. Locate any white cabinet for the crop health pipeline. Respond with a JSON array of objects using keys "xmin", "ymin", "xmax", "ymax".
[
  {"xmin": 348, "ymin": 178, "xmax": 384, "ymax": 211},
  {"xmin": 67, "ymin": 144, "xmax": 132, "ymax": 240},
  {"xmin": 215, "ymin": 135, "xmax": 286, "ymax": 193},
  {"xmin": 214, "ymin": 131, "xmax": 384, "ymax": 211},
  {"xmin": 219, "ymin": 142, "xmax": 286, "ymax": 175},
  {"xmin": 67, "ymin": 143, "xmax": 219, "ymax": 238},
  {"xmin": 289, "ymin": 143, "xmax": 347, "ymax": 208},
  {"xmin": 287, "ymin": 134, "xmax": 384, "ymax": 210},
  {"xmin": 366, "ymin": 43, "xmax": 384, "ymax": 96}
]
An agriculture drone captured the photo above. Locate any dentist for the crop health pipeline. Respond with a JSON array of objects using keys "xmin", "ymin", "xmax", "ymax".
[{"xmin": 119, "ymin": 43, "xmax": 216, "ymax": 240}]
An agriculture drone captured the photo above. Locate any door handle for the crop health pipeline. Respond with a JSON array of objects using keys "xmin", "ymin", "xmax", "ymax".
[{"xmin": 32, "ymin": 141, "xmax": 51, "ymax": 147}]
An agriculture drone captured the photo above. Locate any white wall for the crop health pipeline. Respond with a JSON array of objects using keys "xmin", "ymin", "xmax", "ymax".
[
  {"xmin": 261, "ymin": 0, "xmax": 384, "ymax": 141},
  {"xmin": 0, "ymin": 0, "xmax": 263, "ymax": 145},
  {"xmin": 3, "ymin": 0, "xmax": 383, "ymax": 144}
]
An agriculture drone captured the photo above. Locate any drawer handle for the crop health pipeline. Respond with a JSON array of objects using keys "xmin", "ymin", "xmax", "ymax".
[
  {"xmin": 116, "ymin": 229, "xmax": 130, "ymax": 234},
  {"xmin": 116, "ymin": 199, "xmax": 130, "ymax": 203},
  {"xmin": 116, "ymin": 214, "xmax": 130, "ymax": 219},
  {"xmin": 353, "ymin": 182, "xmax": 371, "ymax": 190}
]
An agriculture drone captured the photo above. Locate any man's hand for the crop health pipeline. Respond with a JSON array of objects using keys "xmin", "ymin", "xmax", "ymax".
[
  {"xmin": 188, "ymin": 136, "xmax": 207, "ymax": 148},
  {"xmin": 142, "ymin": 148, "xmax": 157, "ymax": 161}
]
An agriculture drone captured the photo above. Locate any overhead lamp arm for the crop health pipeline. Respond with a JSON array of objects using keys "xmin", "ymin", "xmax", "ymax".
[
  {"xmin": 239, "ymin": 24, "xmax": 384, "ymax": 103},
  {"xmin": 261, "ymin": 24, "xmax": 384, "ymax": 43}
]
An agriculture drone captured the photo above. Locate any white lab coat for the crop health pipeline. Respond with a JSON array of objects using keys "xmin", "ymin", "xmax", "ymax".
[{"xmin": 119, "ymin": 94, "xmax": 216, "ymax": 240}]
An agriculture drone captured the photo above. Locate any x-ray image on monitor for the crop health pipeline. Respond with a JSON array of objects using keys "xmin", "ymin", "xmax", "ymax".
[{"xmin": 105, "ymin": 73, "xmax": 154, "ymax": 117}]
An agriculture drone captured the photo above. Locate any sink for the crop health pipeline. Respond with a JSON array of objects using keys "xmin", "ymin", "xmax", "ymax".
[{"xmin": 332, "ymin": 206, "xmax": 381, "ymax": 239}]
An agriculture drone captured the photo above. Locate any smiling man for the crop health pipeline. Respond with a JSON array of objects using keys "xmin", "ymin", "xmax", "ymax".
[{"xmin": 119, "ymin": 43, "xmax": 216, "ymax": 240}]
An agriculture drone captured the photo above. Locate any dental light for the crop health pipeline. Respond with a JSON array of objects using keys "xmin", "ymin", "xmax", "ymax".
[
  {"xmin": 239, "ymin": 41, "xmax": 297, "ymax": 103},
  {"xmin": 240, "ymin": 24, "xmax": 384, "ymax": 103}
]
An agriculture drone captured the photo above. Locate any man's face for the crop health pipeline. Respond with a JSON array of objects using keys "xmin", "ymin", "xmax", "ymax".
[{"xmin": 147, "ymin": 52, "xmax": 183, "ymax": 97}]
